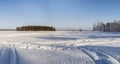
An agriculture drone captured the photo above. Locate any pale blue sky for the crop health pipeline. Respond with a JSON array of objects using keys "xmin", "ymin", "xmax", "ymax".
[{"xmin": 0, "ymin": 0, "xmax": 120, "ymax": 29}]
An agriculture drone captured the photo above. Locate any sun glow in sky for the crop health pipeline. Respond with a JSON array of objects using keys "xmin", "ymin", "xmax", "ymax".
[{"xmin": 0, "ymin": 0, "xmax": 120, "ymax": 30}]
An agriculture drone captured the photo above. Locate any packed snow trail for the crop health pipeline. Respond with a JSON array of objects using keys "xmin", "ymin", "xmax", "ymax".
[
  {"xmin": 81, "ymin": 47, "xmax": 119, "ymax": 64},
  {"xmin": 0, "ymin": 45, "xmax": 17, "ymax": 64}
]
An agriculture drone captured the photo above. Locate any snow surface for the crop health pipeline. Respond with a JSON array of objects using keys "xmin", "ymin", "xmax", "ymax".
[{"xmin": 0, "ymin": 31, "xmax": 119, "ymax": 64}]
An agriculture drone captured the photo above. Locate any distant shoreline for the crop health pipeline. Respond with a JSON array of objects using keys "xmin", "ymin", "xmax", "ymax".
[
  {"xmin": 0, "ymin": 29, "xmax": 91, "ymax": 31},
  {"xmin": 0, "ymin": 29, "xmax": 16, "ymax": 31}
]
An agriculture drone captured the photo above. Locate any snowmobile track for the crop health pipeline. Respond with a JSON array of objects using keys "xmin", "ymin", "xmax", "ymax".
[
  {"xmin": 0, "ymin": 45, "xmax": 17, "ymax": 64},
  {"xmin": 80, "ymin": 47, "xmax": 120, "ymax": 64}
]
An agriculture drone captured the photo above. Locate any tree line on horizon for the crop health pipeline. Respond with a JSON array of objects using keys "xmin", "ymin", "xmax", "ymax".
[
  {"xmin": 16, "ymin": 26, "xmax": 56, "ymax": 31},
  {"xmin": 93, "ymin": 20, "xmax": 120, "ymax": 32}
]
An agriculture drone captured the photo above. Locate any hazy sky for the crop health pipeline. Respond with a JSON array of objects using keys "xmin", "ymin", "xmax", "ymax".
[{"xmin": 0, "ymin": 0, "xmax": 120, "ymax": 29}]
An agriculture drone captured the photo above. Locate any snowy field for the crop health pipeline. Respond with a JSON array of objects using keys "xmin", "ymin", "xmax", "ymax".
[{"xmin": 0, "ymin": 31, "xmax": 119, "ymax": 64}]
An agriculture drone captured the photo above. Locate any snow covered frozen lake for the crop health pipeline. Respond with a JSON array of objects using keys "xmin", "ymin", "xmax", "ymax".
[{"xmin": 0, "ymin": 31, "xmax": 119, "ymax": 64}]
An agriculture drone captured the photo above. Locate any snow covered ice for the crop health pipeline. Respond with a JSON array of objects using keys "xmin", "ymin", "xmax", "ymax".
[{"xmin": 0, "ymin": 31, "xmax": 119, "ymax": 64}]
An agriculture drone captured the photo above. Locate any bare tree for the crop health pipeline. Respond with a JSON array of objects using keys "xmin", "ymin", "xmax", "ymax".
[{"xmin": 93, "ymin": 20, "xmax": 120, "ymax": 32}]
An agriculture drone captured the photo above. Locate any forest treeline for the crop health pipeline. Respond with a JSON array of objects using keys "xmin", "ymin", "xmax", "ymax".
[
  {"xmin": 16, "ymin": 26, "xmax": 56, "ymax": 31},
  {"xmin": 93, "ymin": 20, "xmax": 120, "ymax": 32}
]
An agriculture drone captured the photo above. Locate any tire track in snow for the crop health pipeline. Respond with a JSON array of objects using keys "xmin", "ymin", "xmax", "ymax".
[
  {"xmin": 0, "ymin": 45, "xmax": 17, "ymax": 64},
  {"xmin": 97, "ymin": 49, "xmax": 120, "ymax": 64},
  {"xmin": 9, "ymin": 45, "xmax": 17, "ymax": 64},
  {"xmin": 79, "ymin": 47, "xmax": 96, "ymax": 64},
  {"xmin": 0, "ymin": 45, "xmax": 10, "ymax": 64},
  {"xmin": 80, "ymin": 47, "xmax": 120, "ymax": 64},
  {"xmin": 76, "ymin": 47, "xmax": 95, "ymax": 64}
]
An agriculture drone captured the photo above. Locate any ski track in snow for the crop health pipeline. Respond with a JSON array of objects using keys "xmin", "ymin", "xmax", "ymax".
[
  {"xmin": 0, "ymin": 31, "xmax": 119, "ymax": 64},
  {"xmin": 0, "ymin": 45, "xmax": 17, "ymax": 64},
  {"xmin": 80, "ymin": 47, "xmax": 119, "ymax": 64}
]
